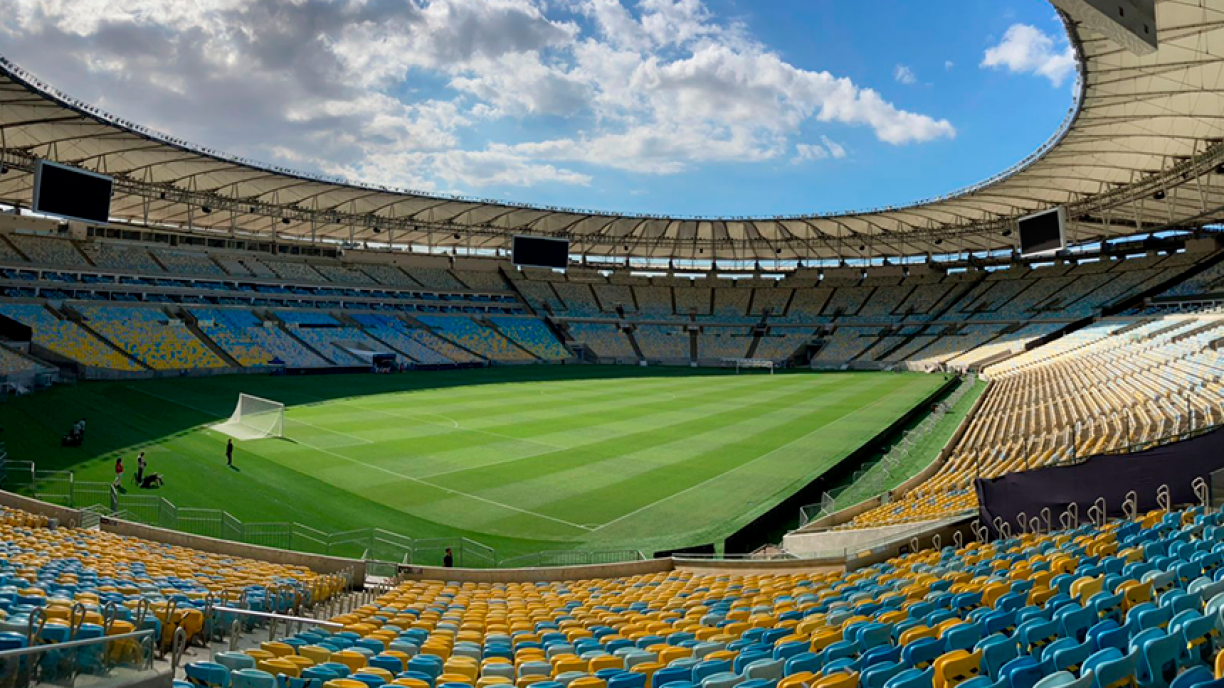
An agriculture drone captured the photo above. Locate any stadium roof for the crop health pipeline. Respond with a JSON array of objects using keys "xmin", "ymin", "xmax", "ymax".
[{"xmin": 2, "ymin": 1, "xmax": 1224, "ymax": 262}]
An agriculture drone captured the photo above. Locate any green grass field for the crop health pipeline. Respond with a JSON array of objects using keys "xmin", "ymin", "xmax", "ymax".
[{"xmin": 0, "ymin": 366, "xmax": 948, "ymax": 558}]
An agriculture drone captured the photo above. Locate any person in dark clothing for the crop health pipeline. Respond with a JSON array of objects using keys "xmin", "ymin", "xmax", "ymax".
[
  {"xmin": 134, "ymin": 452, "xmax": 146, "ymax": 485},
  {"xmin": 443, "ymin": 548, "xmax": 454, "ymax": 568},
  {"xmin": 226, "ymin": 439, "xmax": 234, "ymax": 466}
]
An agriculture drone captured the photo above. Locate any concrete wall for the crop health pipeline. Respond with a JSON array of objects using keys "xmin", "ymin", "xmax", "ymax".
[
  {"xmin": 0, "ymin": 489, "xmax": 82, "ymax": 525},
  {"xmin": 101, "ymin": 517, "xmax": 366, "ymax": 585},
  {"xmin": 396, "ymin": 557, "xmax": 673, "ymax": 583},
  {"xmin": 674, "ymin": 558, "xmax": 844, "ymax": 577}
]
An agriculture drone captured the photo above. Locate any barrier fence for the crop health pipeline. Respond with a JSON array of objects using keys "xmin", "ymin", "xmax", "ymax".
[
  {"xmin": 798, "ymin": 375, "xmax": 977, "ymax": 527},
  {"xmin": 0, "ymin": 456, "xmax": 621, "ymax": 570}
]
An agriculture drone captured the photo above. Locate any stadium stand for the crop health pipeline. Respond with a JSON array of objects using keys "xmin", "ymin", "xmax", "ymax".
[
  {"xmin": 566, "ymin": 322, "xmax": 637, "ymax": 359},
  {"xmin": 418, "ymin": 315, "xmax": 535, "ymax": 362},
  {"xmin": 81, "ymin": 243, "xmax": 164, "ymax": 273},
  {"xmin": 191, "ymin": 307, "xmax": 275, "ymax": 367},
  {"xmin": 170, "ymin": 499, "xmax": 1224, "ymax": 688},
  {"xmin": 635, "ymin": 324, "xmax": 691, "ymax": 360},
  {"xmin": 293, "ymin": 325, "xmax": 389, "ymax": 365},
  {"xmin": 751, "ymin": 287, "xmax": 792, "ymax": 316},
  {"xmin": 455, "ymin": 270, "xmax": 509, "ymax": 292},
  {"xmin": 593, "ymin": 284, "xmax": 637, "ymax": 313},
  {"xmin": 77, "ymin": 305, "xmax": 225, "ymax": 370},
  {"xmin": 153, "ymin": 249, "xmax": 227, "ymax": 277},
  {"xmin": 0, "ymin": 302, "xmax": 142, "ymax": 371},
  {"xmin": 813, "ymin": 327, "xmax": 882, "ymax": 363},
  {"xmin": 408, "ymin": 268, "xmax": 467, "ymax": 292},
  {"xmin": 489, "ymin": 316, "xmax": 569, "ymax": 360},
  {"xmin": 635, "ymin": 286, "xmax": 675, "ymax": 317},
  {"xmin": 0, "ymin": 343, "xmax": 52, "ymax": 377},
  {"xmin": 8, "ymin": 235, "xmax": 89, "ymax": 267},
  {"xmin": 754, "ymin": 329, "xmax": 812, "ymax": 361},
  {"xmin": 849, "ymin": 313, "xmax": 1224, "ymax": 528},
  {"xmin": 698, "ymin": 326, "xmax": 752, "ymax": 359},
  {"xmin": 674, "ymin": 284, "xmax": 713, "ymax": 315},
  {"xmin": 516, "ymin": 280, "xmax": 565, "ymax": 314},
  {"xmin": 351, "ymin": 313, "xmax": 464, "ymax": 365},
  {"xmin": 267, "ymin": 261, "xmax": 326, "ymax": 283},
  {"xmin": 552, "ymin": 282, "xmax": 603, "ymax": 316},
  {"xmin": 359, "ymin": 264, "xmax": 419, "ymax": 288}
]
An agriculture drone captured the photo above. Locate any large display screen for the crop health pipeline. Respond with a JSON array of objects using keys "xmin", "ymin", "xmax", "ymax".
[
  {"xmin": 32, "ymin": 160, "xmax": 113, "ymax": 224},
  {"xmin": 512, "ymin": 235, "xmax": 570, "ymax": 269}
]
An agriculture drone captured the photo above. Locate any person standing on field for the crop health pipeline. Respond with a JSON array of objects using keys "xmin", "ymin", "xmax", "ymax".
[
  {"xmin": 134, "ymin": 452, "xmax": 146, "ymax": 485},
  {"xmin": 226, "ymin": 439, "xmax": 234, "ymax": 467}
]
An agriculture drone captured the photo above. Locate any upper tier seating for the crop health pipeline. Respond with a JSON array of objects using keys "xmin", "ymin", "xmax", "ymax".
[
  {"xmin": 552, "ymin": 283, "xmax": 603, "ymax": 316},
  {"xmin": 635, "ymin": 287, "xmax": 674, "ymax": 317},
  {"xmin": 82, "ymin": 243, "xmax": 164, "ymax": 273},
  {"xmin": 78, "ymin": 305, "xmax": 225, "ymax": 370},
  {"xmin": 489, "ymin": 316, "xmax": 569, "ymax": 360},
  {"xmin": 153, "ymin": 250, "xmax": 227, "ymax": 277},
  {"xmin": 418, "ymin": 315, "xmax": 534, "ymax": 362},
  {"xmin": 316, "ymin": 264, "xmax": 373, "ymax": 285},
  {"xmin": 516, "ymin": 281, "xmax": 564, "ymax": 314},
  {"xmin": 268, "ymin": 261, "xmax": 326, "ymax": 283},
  {"xmin": 9, "ymin": 236, "xmax": 89, "ymax": 267},
  {"xmin": 593, "ymin": 285, "xmax": 636, "ymax": 313},
  {"xmin": 0, "ymin": 236, "xmax": 27, "ymax": 263},
  {"xmin": 455, "ymin": 271, "xmax": 509, "ymax": 292},
  {"xmin": 0, "ymin": 303, "xmax": 142, "ymax": 371},
  {"xmin": 675, "ymin": 286, "xmax": 713, "ymax": 315},
  {"xmin": 408, "ymin": 268, "xmax": 467, "ymax": 292},
  {"xmin": 751, "ymin": 288, "xmax": 793, "ymax": 316},
  {"xmin": 359, "ymin": 265, "xmax": 419, "ymax": 288}
]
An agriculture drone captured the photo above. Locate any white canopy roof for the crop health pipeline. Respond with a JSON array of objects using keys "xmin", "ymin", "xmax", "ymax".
[{"xmin": 2, "ymin": 0, "xmax": 1224, "ymax": 261}]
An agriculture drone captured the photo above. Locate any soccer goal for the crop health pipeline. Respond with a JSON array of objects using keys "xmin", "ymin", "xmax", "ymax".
[
  {"xmin": 212, "ymin": 393, "xmax": 285, "ymax": 440},
  {"xmin": 725, "ymin": 358, "xmax": 775, "ymax": 374}
]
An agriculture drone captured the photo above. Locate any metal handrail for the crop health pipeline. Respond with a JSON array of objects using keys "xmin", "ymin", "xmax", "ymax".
[
  {"xmin": 211, "ymin": 606, "xmax": 344, "ymax": 629},
  {"xmin": 0, "ymin": 629, "xmax": 154, "ymax": 658}
]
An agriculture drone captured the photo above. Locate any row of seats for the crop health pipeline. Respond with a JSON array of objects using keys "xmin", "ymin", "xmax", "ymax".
[
  {"xmin": 187, "ymin": 505, "xmax": 1224, "ymax": 688},
  {"xmin": 847, "ymin": 314, "xmax": 1224, "ymax": 529}
]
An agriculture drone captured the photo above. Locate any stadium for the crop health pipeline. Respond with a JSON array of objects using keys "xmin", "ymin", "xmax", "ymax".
[{"xmin": 2, "ymin": 1, "xmax": 1224, "ymax": 688}]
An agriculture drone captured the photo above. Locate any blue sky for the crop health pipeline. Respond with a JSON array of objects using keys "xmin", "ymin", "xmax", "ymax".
[{"xmin": 0, "ymin": 0, "xmax": 1077, "ymax": 217}]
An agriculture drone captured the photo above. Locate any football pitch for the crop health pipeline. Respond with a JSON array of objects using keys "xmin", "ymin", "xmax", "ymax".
[{"xmin": 0, "ymin": 366, "xmax": 949, "ymax": 558}]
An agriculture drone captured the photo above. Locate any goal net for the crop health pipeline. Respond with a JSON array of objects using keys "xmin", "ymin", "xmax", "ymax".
[
  {"xmin": 725, "ymin": 358, "xmax": 775, "ymax": 374},
  {"xmin": 212, "ymin": 393, "xmax": 285, "ymax": 440}
]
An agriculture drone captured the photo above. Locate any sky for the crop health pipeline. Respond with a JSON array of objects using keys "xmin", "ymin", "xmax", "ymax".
[{"xmin": 0, "ymin": 0, "xmax": 1079, "ymax": 218}]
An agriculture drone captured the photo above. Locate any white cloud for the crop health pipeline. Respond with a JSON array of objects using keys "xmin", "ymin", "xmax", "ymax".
[
  {"xmin": 0, "ymin": 0, "xmax": 958, "ymax": 194},
  {"xmin": 792, "ymin": 136, "xmax": 846, "ymax": 164},
  {"xmin": 894, "ymin": 64, "xmax": 916, "ymax": 85},
  {"xmin": 981, "ymin": 23, "xmax": 1076, "ymax": 87},
  {"xmin": 821, "ymin": 136, "xmax": 847, "ymax": 159},
  {"xmin": 944, "ymin": 60, "xmax": 955, "ymax": 71}
]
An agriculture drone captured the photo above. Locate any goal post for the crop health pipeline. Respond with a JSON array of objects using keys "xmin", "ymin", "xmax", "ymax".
[
  {"xmin": 212, "ymin": 393, "xmax": 285, "ymax": 440},
  {"xmin": 725, "ymin": 358, "xmax": 775, "ymax": 374}
]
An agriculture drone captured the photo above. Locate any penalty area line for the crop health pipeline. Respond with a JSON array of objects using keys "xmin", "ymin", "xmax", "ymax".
[{"xmin": 124, "ymin": 385, "xmax": 591, "ymax": 533}]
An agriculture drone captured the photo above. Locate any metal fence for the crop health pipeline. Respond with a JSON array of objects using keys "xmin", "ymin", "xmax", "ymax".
[
  {"xmin": 798, "ymin": 375, "xmax": 977, "ymax": 527},
  {"xmin": 496, "ymin": 549, "xmax": 645, "ymax": 568}
]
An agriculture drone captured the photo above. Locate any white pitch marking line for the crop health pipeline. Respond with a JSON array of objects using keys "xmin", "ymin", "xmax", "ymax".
[
  {"xmin": 284, "ymin": 417, "xmax": 375, "ymax": 446},
  {"xmin": 589, "ymin": 377, "xmax": 931, "ymax": 533},
  {"xmin": 125, "ymin": 385, "xmax": 591, "ymax": 532},
  {"xmin": 324, "ymin": 398, "xmax": 567, "ymax": 452}
]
